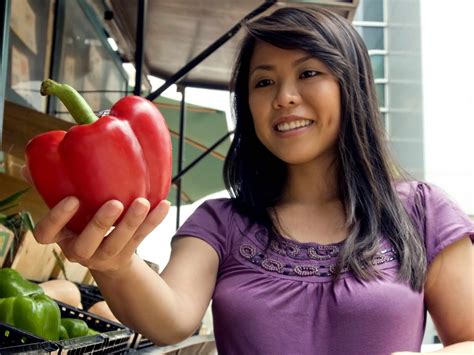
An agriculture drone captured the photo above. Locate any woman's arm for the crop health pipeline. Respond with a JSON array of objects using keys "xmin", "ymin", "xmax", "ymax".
[
  {"xmin": 393, "ymin": 237, "xmax": 473, "ymax": 355},
  {"xmin": 424, "ymin": 236, "xmax": 474, "ymax": 352},
  {"xmin": 33, "ymin": 196, "xmax": 219, "ymax": 345},
  {"xmin": 92, "ymin": 237, "xmax": 218, "ymax": 345}
]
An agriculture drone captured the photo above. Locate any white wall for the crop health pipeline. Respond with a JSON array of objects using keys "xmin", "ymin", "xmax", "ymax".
[{"xmin": 420, "ymin": 0, "xmax": 474, "ymax": 215}]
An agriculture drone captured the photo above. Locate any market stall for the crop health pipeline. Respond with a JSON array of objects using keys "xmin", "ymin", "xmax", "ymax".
[{"xmin": 0, "ymin": 1, "xmax": 359, "ymax": 353}]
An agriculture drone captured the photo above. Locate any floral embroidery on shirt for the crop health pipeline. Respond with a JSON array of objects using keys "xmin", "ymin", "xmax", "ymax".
[{"xmin": 239, "ymin": 229, "xmax": 398, "ymax": 277}]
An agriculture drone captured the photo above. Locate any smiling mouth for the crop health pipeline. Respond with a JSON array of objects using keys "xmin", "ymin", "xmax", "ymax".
[{"xmin": 275, "ymin": 119, "xmax": 314, "ymax": 132}]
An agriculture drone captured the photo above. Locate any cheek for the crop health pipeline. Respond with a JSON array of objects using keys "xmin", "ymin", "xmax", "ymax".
[{"xmin": 316, "ymin": 82, "xmax": 341, "ymax": 129}]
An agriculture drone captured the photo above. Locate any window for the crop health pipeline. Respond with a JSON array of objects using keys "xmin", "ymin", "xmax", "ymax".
[
  {"xmin": 375, "ymin": 83, "xmax": 385, "ymax": 108},
  {"xmin": 370, "ymin": 55, "xmax": 385, "ymax": 79},
  {"xmin": 355, "ymin": 26, "xmax": 384, "ymax": 50},
  {"xmin": 53, "ymin": 0, "xmax": 127, "ymax": 121},
  {"xmin": 6, "ymin": 0, "xmax": 54, "ymax": 111},
  {"xmin": 354, "ymin": 0, "xmax": 384, "ymax": 22}
]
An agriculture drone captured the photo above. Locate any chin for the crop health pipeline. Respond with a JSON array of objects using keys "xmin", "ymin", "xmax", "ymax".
[{"xmin": 274, "ymin": 150, "xmax": 339, "ymax": 167}]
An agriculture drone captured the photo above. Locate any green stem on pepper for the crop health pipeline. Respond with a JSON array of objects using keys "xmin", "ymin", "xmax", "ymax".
[{"xmin": 40, "ymin": 79, "xmax": 97, "ymax": 125}]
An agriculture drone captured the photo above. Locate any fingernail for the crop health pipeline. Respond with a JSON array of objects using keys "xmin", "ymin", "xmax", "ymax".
[
  {"xmin": 63, "ymin": 197, "xmax": 79, "ymax": 212},
  {"xmin": 104, "ymin": 201, "xmax": 123, "ymax": 217},
  {"xmin": 132, "ymin": 199, "xmax": 149, "ymax": 216}
]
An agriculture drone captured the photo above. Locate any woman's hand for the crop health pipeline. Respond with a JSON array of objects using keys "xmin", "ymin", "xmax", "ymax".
[
  {"xmin": 33, "ymin": 196, "xmax": 170, "ymax": 274},
  {"xmin": 22, "ymin": 165, "xmax": 170, "ymax": 274}
]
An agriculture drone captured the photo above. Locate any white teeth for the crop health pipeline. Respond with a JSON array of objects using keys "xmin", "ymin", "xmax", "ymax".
[{"xmin": 276, "ymin": 119, "xmax": 313, "ymax": 132}]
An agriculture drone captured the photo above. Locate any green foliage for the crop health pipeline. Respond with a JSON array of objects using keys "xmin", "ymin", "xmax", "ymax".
[
  {"xmin": 0, "ymin": 189, "xmax": 35, "ymax": 266},
  {"xmin": 0, "ymin": 189, "xmax": 34, "ymax": 232}
]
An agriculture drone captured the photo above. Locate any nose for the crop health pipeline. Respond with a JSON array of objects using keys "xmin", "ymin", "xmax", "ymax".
[{"xmin": 272, "ymin": 81, "xmax": 301, "ymax": 109}]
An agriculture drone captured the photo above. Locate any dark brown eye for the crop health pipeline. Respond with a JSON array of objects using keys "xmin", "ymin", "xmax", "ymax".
[
  {"xmin": 255, "ymin": 79, "xmax": 274, "ymax": 88},
  {"xmin": 300, "ymin": 70, "xmax": 319, "ymax": 79}
]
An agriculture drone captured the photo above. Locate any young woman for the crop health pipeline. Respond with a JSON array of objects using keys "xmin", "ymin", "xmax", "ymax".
[{"xmin": 29, "ymin": 6, "xmax": 473, "ymax": 355}]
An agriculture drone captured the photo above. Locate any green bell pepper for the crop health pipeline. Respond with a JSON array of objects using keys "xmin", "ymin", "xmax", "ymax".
[
  {"xmin": 0, "ymin": 268, "xmax": 43, "ymax": 297},
  {"xmin": 59, "ymin": 324, "xmax": 69, "ymax": 340},
  {"xmin": 60, "ymin": 318, "xmax": 90, "ymax": 339},
  {"xmin": 87, "ymin": 328, "xmax": 99, "ymax": 335},
  {"xmin": 0, "ymin": 293, "xmax": 61, "ymax": 340}
]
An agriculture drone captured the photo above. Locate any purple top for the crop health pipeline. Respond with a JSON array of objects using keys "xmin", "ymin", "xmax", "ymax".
[{"xmin": 174, "ymin": 182, "xmax": 474, "ymax": 355}]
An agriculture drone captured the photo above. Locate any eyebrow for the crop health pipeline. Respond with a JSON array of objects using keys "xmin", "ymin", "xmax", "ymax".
[{"xmin": 249, "ymin": 55, "xmax": 316, "ymax": 77}]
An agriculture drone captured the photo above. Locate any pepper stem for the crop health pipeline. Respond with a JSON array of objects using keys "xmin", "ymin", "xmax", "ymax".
[{"xmin": 40, "ymin": 79, "xmax": 97, "ymax": 124}]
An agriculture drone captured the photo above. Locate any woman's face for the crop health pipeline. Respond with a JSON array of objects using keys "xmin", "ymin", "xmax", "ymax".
[{"xmin": 248, "ymin": 41, "xmax": 341, "ymax": 166}]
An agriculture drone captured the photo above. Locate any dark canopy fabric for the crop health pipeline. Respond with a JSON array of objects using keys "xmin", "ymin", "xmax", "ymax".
[{"xmin": 103, "ymin": 1, "xmax": 359, "ymax": 90}]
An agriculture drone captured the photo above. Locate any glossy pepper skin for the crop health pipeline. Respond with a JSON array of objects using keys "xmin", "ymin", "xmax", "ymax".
[
  {"xmin": 0, "ymin": 268, "xmax": 44, "ymax": 297},
  {"xmin": 0, "ymin": 293, "xmax": 61, "ymax": 340},
  {"xmin": 60, "ymin": 318, "xmax": 90, "ymax": 339},
  {"xmin": 25, "ymin": 80, "xmax": 172, "ymax": 233}
]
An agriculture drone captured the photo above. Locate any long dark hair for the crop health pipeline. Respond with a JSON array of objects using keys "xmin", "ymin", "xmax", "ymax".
[{"xmin": 223, "ymin": 7, "xmax": 426, "ymax": 291}]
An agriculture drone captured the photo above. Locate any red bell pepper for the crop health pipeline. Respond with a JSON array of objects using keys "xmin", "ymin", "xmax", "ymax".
[{"xmin": 25, "ymin": 80, "xmax": 172, "ymax": 233}]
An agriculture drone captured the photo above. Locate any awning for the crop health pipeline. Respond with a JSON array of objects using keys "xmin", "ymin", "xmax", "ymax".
[{"xmin": 101, "ymin": 0, "xmax": 359, "ymax": 90}]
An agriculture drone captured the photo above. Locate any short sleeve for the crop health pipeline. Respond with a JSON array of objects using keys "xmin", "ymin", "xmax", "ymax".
[
  {"xmin": 172, "ymin": 198, "xmax": 234, "ymax": 263},
  {"xmin": 415, "ymin": 183, "xmax": 474, "ymax": 264}
]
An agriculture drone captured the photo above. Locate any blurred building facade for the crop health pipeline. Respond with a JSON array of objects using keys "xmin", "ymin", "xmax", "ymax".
[{"xmin": 354, "ymin": 0, "xmax": 424, "ymax": 179}]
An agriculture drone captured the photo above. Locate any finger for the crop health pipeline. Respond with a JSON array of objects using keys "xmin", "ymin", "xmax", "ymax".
[
  {"xmin": 56, "ymin": 228, "xmax": 77, "ymax": 243},
  {"xmin": 57, "ymin": 231, "xmax": 83, "ymax": 262},
  {"xmin": 134, "ymin": 200, "xmax": 170, "ymax": 241},
  {"xmin": 34, "ymin": 197, "xmax": 80, "ymax": 244},
  {"xmin": 72, "ymin": 200, "xmax": 123, "ymax": 260},
  {"xmin": 122, "ymin": 200, "xmax": 171, "ymax": 254},
  {"xmin": 97, "ymin": 198, "xmax": 150, "ymax": 258}
]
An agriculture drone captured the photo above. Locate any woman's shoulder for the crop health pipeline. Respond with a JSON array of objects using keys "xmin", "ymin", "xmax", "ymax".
[
  {"xmin": 197, "ymin": 197, "xmax": 252, "ymax": 225},
  {"xmin": 175, "ymin": 198, "xmax": 240, "ymax": 262},
  {"xmin": 193, "ymin": 197, "xmax": 242, "ymax": 219},
  {"xmin": 195, "ymin": 197, "xmax": 234, "ymax": 209},
  {"xmin": 394, "ymin": 179, "xmax": 468, "ymax": 209},
  {"xmin": 394, "ymin": 180, "xmax": 441, "ymax": 207},
  {"xmin": 394, "ymin": 180, "xmax": 474, "ymax": 263}
]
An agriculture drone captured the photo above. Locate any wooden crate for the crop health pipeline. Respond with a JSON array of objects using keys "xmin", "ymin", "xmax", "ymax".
[
  {"xmin": 50, "ymin": 250, "xmax": 95, "ymax": 284},
  {"xmin": 7, "ymin": 229, "xmax": 61, "ymax": 282}
]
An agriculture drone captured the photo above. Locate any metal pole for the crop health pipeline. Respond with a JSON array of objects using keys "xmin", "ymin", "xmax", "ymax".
[
  {"xmin": 172, "ymin": 130, "xmax": 233, "ymax": 183},
  {"xmin": 134, "ymin": 0, "xmax": 146, "ymax": 96},
  {"xmin": 146, "ymin": 0, "xmax": 276, "ymax": 101},
  {"xmin": 0, "ymin": 0, "xmax": 11, "ymax": 149},
  {"xmin": 47, "ymin": 0, "xmax": 65, "ymax": 116},
  {"xmin": 176, "ymin": 86, "xmax": 186, "ymax": 230}
]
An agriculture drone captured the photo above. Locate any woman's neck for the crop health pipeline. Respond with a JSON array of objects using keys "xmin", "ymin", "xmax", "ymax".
[
  {"xmin": 280, "ymin": 156, "xmax": 340, "ymax": 206},
  {"xmin": 273, "ymin": 156, "xmax": 347, "ymax": 245}
]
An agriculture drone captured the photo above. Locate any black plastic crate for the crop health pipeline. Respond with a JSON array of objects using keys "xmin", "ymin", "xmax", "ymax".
[
  {"xmin": 55, "ymin": 300, "xmax": 134, "ymax": 354},
  {"xmin": 130, "ymin": 326, "xmax": 201, "ymax": 350},
  {"xmin": 75, "ymin": 285, "xmax": 153, "ymax": 351},
  {"xmin": 52, "ymin": 333, "xmax": 105, "ymax": 355},
  {"xmin": 0, "ymin": 322, "xmax": 59, "ymax": 354},
  {"xmin": 75, "ymin": 284, "xmax": 103, "ymax": 311},
  {"xmin": 130, "ymin": 333, "xmax": 154, "ymax": 350}
]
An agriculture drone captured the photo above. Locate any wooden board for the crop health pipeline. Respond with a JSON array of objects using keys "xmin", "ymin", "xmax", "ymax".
[
  {"xmin": 0, "ymin": 172, "xmax": 49, "ymax": 224},
  {"xmin": 9, "ymin": 229, "xmax": 61, "ymax": 282},
  {"xmin": 2, "ymin": 100, "xmax": 73, "ymax": 162},
  {"xmin": 50, "ymin": 251, "xmax": 92, "ymax": 284},
  {"xmin": 1, "ymin": 100, "xmax": 74, "ymax": 223},
  {"xmin": 0, "ymin": 225, "xmax": 14, "ymax": 267}
]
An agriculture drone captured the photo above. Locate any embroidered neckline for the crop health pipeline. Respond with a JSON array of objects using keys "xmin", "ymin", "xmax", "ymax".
[
  {"xmin": 239, "ymin": 228, "xmax": 398, "ymax": 278},
  {"xmin": 255, "ymin": 228, "xmax": 344, "ymax": 261}
]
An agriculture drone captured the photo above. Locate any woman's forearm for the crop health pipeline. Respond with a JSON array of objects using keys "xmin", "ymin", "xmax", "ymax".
[{"xmin": 91, "ymin": 254, "xmax": 195, "ymax": 345}]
